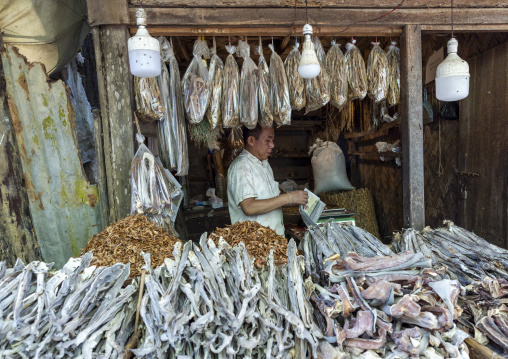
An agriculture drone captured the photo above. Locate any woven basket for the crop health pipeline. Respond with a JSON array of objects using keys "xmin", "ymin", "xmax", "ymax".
[{"xmin": 320, "ymin": 188, "xmax": 380, "ymax": 239}]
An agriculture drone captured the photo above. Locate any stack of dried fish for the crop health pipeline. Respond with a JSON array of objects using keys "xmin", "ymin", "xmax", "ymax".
[
  {"xmin": 305, "ymin": 37, "xmax": 330, "ymax": 114},
  {"xmin": 285, "ymin": 40, "xmax": 306, "ymax": 111},
  {"xmin": 386, "ymin": 41, "xmax": 401, "ymax": 106},
  {"xmin": 345, "ymin": 40, "xmax": 368, "ymax": 101},
  {"xmin": 367, "ymin": 42, "xmax": 388, "ymax": 103},
  {"xmin": 81, "ymin": 214, "xmax": 181, "ymax": 277},
  {"xmin": 209, "ymin": 220, "xmax": 288, "ymax": 268},
  {"xmin": 392, "ymin": 221, "xmax": 508, "ymax": 285},
  {"xmin": 237, "ymin": 40, "xmax": 259, "ymax": 129},
  {"xmin": 0, "ymin": 255, "xmax": 137, "ymax": 358},
  {"xmin": 461, "ymin": 277, "xmax": 508, "ymax": 354},
  {"xmin": 269, "ymin": 43, "xmax": 291, "ymax": 126},
  {"xmin": 132, "ymin": 238, "xmax": 325, "ymax": 358},
  {"xmin": 256, "ymin": 37, "xmax": 273, "ymax": 127},
  {"xmin": 326, "ymin": 41, "xmax": 348, "ymax": 110}
]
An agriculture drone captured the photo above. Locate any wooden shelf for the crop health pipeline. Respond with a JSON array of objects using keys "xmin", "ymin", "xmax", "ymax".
[
  {"xmin": 344, "ymin": 120, "xmax": 400, "ymax": 140},
  {"xmin": 348, "ymin": 151, "xmax": 401, "ymax": 159}
]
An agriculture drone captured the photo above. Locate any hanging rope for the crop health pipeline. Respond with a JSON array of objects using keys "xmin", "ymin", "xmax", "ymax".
[{"xmin": 437, "ymin": 117, "xmax": 444, "ymax": 177}]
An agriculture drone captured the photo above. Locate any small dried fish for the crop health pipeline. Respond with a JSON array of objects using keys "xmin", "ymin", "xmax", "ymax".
[
  {"xmin": 386, "ymin": 41, "xmax": 401, "ymax": 106},
  {"xmin": 367, "ymin": 42, "xmax": 388, "ymax": 103},
  {"xmin": 326, "ymin": 41, "xmax": 347, "ymax": 110},
  {"xmin": 133, "ymin": 76, "xmax": 164, "ymax": 123},
  {"xmin": 305, "ymin": 37, "xmax": 330, "ymax": 114},
  {"xmin": 269, "ymin": 43, "xmax": 291, "ymax": 127},
  {"xmin": 345, "ymin": 40, "xmax": 368, "ymax": 101},
  {"xmin": 284, "ymin": 41, "xmax": 306, "ymax": 111}
]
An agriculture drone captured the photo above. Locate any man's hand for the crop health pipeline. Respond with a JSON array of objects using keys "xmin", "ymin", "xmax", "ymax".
[{"xmin": 289, "ymin": 190, "xmax": 308, "ymax": 205}]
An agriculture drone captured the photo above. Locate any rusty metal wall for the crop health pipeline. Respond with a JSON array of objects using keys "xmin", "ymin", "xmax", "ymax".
[{"xmin": 1, "ymin": 45, "xmax": 103, "ymax": 268}]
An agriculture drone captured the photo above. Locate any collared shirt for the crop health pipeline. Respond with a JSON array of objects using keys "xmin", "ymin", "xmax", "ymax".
[{"xmin": 227, "ymin": 149, "xmax": 284, "ymax": 235}]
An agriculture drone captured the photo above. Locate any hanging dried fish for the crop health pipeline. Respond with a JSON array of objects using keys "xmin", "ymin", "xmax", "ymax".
[
  {"xmin": 223, "ymin": 126, "xmax": 244, "ymax": 168},
  {"xmin": 367, "ymin": 42, "xmax": 389, "ymax": 103},
  {"xmin": 181, "ymin": 39, "xmax": 211, "ymax": 124},
  {"xmin": 305, "ymin": 37, "xmax": 330, "ymax": 113},
  {"xmin": 168, "ymin": 38, "xmax": 189, "ymax": 175},
  {"xmin": 326, "ymin": 40, "xmax": 347, "ymax": 110},
  {"xmin": 206, "ymin": 37, "xmax": 224, "ymax": 129},
  {"xmin": 345, "ymin": 39, "xmax": 368, "ymax": 101},
  {"xmin": 157, "ymin": 37, "xmax": 177, "ymax": 170},
  {"xmin": 134, "ymin": 75, "xmax": 164, "ymax": 122},
  {"xmin": 269, "ymin": 43, "xmax": 291, "ymax": 126},
  {"xmin": 256, "ymin": 38, "xmax": 273, "ymax": 127},
  {"xmin": 284, "ymin": 40, "xmax": 306, "ymax": 111},
  {"xmin": 237, "ymin": 39, "xmax": 259, "ymax": 129},
  {"xmin": 222, "ymin": 43, "xmax": 240, "ymax": 128},
  {"xmin": 386, "ymin": 41, "xmax": 401, "ymax": 106}
]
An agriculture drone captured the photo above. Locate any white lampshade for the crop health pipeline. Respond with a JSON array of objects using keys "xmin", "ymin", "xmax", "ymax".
[
  {"xmin": 128, "ymin": 9, "xmax": 161, "ymax": 78},
  {"xmin": 298, "ymin": 24, "xmax": 321, "ymax": 79},
  {"xmin": 435, "ymin": 38, "xmax": 469, "ymax": 101}
]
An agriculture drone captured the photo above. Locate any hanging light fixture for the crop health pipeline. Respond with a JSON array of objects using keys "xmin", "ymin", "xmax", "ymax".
[
  {"xmin": 128, "ymin": 8, "xmax": 161, "ymax": 78},
  {"xmin": 435, "ymin": 0, "xmax": 469, "ymax": 101},
  {"xmin": 298, "ymin": 0, "xmax": 321, "ymax": 79}
]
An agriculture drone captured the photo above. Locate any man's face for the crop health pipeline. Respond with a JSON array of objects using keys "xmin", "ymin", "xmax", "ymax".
[{"xmin": 248, "ymin": 127, "xmax": 275, "ymax": 161}]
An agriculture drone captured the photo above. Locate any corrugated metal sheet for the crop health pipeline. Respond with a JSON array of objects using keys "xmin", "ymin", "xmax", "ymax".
[{"xmin": 1, "ymin": 45, "xmax": 103, "ymax": 268}]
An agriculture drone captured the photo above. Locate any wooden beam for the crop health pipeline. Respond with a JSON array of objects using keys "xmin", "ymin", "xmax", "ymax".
[
  {"xmin": 422, "ymin": 24, "xmax": 508, "ymax": 32},
  {"xmin": 93, "ymin": 109, "xmax": 110, "ymax": 228},
  {"xmin": 92, "ymin": 26, "xmax": 135, "ymax": 223},
  {"xmin": 128, "ymin": 0, "xmax": 507, "ymax": 8},
  {"xmin": 400, "ymin": 25, "xmax": 425, "ymax": 231},
  {"xmin": 87, "ymin": 0, "xmax": 129, "ymax": 26},
  {"xmin": 127, "ymin": 8, "xmax": 507, "ymax": 27}
]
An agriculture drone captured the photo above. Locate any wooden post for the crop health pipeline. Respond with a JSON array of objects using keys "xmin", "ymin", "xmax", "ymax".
[
  {"xmin": 92, "ymin": 26, "xmax": 135, "ymax": 223},
  {"xmin": 93, "ymin": 109, "xmax": 110, "ymax": 228},
  {"xmin": 400, "ymin": 25, "xmax": 425, "ymax": 230}
]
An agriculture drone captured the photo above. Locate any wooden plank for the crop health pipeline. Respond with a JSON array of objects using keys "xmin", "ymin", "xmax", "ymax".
[
  {"xmin": 422, "ymin": 24, "xmax": 508, "ymax": 32},
  {"xmin": 92, "ymin": 26, "xmax": 135, "ymax": 224},
  {"xmin": 349, "ymin": 151, "xmax": 401, "ymax": 158},
  {"xmin": 400, "ymin": 25, "xmax": 425, "ymax": 231},
  {"xmin": 128, "ymin": 0, "xmax": 507, "ymax": 8},
  {"xmin": 0, "ymin": 41, "xmax": 40, "ymax": 267},
  {"xmin": 344, "ymin": 120, "xmax": 400, "ymax": 139},
  {"xmin": 93, "ymin": 109, "xmax": 110, "ymax": 228},
  {"xmin": 87, "ymin": 0, "xmax": 130, "ymax": 26},
  {"xmin": 128, "ymin": 8, "xmax": 507, "ymax": 27},
  {"xmin": 465, "ymin": 338, "xmax": 504, "ymax": 359}
]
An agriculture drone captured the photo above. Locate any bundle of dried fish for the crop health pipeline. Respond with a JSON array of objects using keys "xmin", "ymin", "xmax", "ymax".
[
  {"xmin": 81, "ymin": 214, "xmax": 181, "ymax": 277},
  {"xmin": 208, "ymin": 220, "xmax": 288, "ymax": 268},
  {"xmin": 345, "ymin": 40, "xmax": 368, "ymax": 101},
  {"xmin": 181, "ymin": 39, "xmax": 211, "ymax": 124},
  {"xmin": 326, "ymin": 41, "xmax": 348, "ymax": 110},
  {"xmin": 0, "ymin": 255, "xmax": 138, "ymax": 358},
  {"xmin": 134, "ymin": 76, "xmax": 164, "ymax": 123},
  {"xmin": 157, "ymin": 37, "xmax": 177, "ymax": 170},
  {"xmin": 392, "ymin": 221, "xmax": 508, "ymax": 285},
  {"xmin": 206, "ymin": 37, "xmax": 224, "ymax": 129},
  {"xmin": 222, "ymin": 43, "xmax": 240, "ymax": 128},
  {"xmin": 237, "ymin": 40, "xmax": 259, "ymax": 129},
  {"xmin": 269, "ymin": 43, "xmax": 291, "ymax": 126},
  {"xmin": 367, "ymin": 42, "xmax": 388, "ymax": 103},
  {"xmin": 386, "ymin": 41, "xmax": 401, "ymax": 106},
  {"xmin": 305, "ymin": 37, "xmax": 330, "ymax": 113},
  {"xmin": 284, "ymin": 40, "xmax": 306, "ymax": 111},
  {"xmin": 256, "ymin": 38, "xmax": 273, "ymax": 127}
]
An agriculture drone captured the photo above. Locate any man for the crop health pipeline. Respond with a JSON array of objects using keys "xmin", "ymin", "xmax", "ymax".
[{"xmin": 227, "ymin": 124, "xmax": 308, "ymax": 236}]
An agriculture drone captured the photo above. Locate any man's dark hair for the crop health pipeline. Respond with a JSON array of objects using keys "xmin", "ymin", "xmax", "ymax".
[{"xmin": 243, "ymin": 124, "xmax": 264, "ymax": 145}]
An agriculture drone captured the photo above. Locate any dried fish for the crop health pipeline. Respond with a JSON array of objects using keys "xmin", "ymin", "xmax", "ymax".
[
  {"xmin": 256, "ymin": 38, "xmax": 274, "ymax": 127},
  {"xmin": 367, "ymin": 42, "xmax": 388, "ymax": 103},
  {"xmin": 285, "ymin": 40, "xmax": 306, "ymax": 111},
  {"xmin": 237, "ymin": 40, "xmax": 259, "ymax": 129},
  {"xmin": 269, "ymin": 43, "xmax": 291, "ymax": 127},
  {"xmin": 222, "ymin": 43, "xmax": 240, "ymax": 128},
  {"xmin": 133, "ymin": 76, "xmax": 164, "ymax": 123},
  {"xmin": 206, "ymin": 37, "xmax": 224, "ymax": 129},
  {"xmin": 181, "ymin": 39, "xmax": 211, "ymax": 124},
  {"xmin": 305, "ymin": 37, "xmax": 330, "ymax": 113},
  {"xmin": 326, "ymin": 41, "xmax": 348, "ymax": 110},
  {"xmin": 386, "ymin": 41, "xmax": 401, "ymax": 106},
  {"xmin": 345, "ymin": 40, "xmax": 368, "ymax": 101}
]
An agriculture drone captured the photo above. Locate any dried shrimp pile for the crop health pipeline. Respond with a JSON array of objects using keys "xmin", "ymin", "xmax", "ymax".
[
  {"xmin": 81, "ymin": 214, "xmax": 180, "ymax": 277},
  {"xmin": 209, "ymin": 220, "xmax": 288, "ymax": 267}
]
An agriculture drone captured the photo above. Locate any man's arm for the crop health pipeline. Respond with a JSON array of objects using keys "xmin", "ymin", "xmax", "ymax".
[{"xmin": 240, "ymin": 190, "xmax": 308, "ymax": 216}]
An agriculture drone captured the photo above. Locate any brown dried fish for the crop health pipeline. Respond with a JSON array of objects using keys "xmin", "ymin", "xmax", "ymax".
[
  {"xmin": 268, "ymin": 44, "xmax": 291, "ymax": 127},
  {"xmin": 326, "ymin": 42, "xmax": 347, "ymax": 110},
  {"xmin": 367, "ymin": 42, "xmax": 388, "ymax": 103},
  {"xmin": 256, "ymin": 38, "xmax": 273, "ymax": 127},
  {"xmin": 386, "ymin": 41, "xmax": 401, "ymax": 106},
  {"xmin": 134, "ymin": 76, "xmax": 164, "ymax": 122},
  {"xmin": 305, "ymin": 37, "xmax": 330, "ymax": 113},
  {"xmin": 206, "ymin": 38, "xmax": 224, "ymax": 129},
  {"xmin": 284, "ymin": 42, "xmax": 306, "ymax": 111},
  {"xmin": 345, "ymin": 40, "xmax": 368, "ymax": 101},
  {"xmin": 222, "ymin": 44, "xmax": 240, "ymax": 128}
]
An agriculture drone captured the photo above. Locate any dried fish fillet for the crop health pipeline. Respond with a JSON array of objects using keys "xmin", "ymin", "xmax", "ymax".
[
  {"xmin": 345, "ymin": 40, "xmax": 368, "ymax": 101},
  {"xmin": 237, "ymin": 40, "xmax": 259, "ymax": 129},
  {"xmin": 367, "ymin": 42, "xmax": 388, "ymax": 103},
  {"xmin": 305, "ymin": 37, "xmax": 330, "ymax": 113},
  {"xmin": 285, "ymin": 41, "xmax": 306, "ymax": 111},
  {"xmin": 269, "ymin": 43, "xmax": 291, "ymax": 127},
  {"xmin": 326, "ymin": 41, "xmax": 347, "ymax": 110},
  {"xmin": 386, "ymin": 41, "xmax": 401, "ymax": 106}
]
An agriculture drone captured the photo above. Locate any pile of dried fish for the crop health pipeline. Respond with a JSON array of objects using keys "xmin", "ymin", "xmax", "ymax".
[
  {"xmin": 392, "ymin": 221, "xmax": 508, "ymax": 285},
  {"xmin": 237, "ymin": 40, "xmax": 259, "ymax": 129},
  {"xmin": 209, "ymin": 220, "xmax": 288, "ymax": 268},
  {"xmin": 256, "ymin": 37, "xmax": 273, "ymax": 127},
  {"xmin": 132, "ymin": 238, "xmax": 325, "ymax": 358},
  {"xmin": 386, "ymin": 41, "xmax": 401, "ymax": 106},
  {"xmin": 284, "ymin": 40, "xmax": 306, "ymax": 111},
  {"xmin": 459, "ymin": 277, "xmax": 508, "ymax": 354},
  {"xmin": 0, "ymin": 255, "xmax": 137, "ymax": 358},
  {"xmin": 81, "ymin": 214, "xmax": 181, "ymax": 277},
  {"xmin": 305, "ymin": 37, "xmax": 330, "ymax": 114},
  {"xmin": 222, "ymin": 43, "xmax": 240, "ymax": 128},
  {"xmin": 326, "ymin": 41, "xmax": 348, "ymax": 110},
  {"xmin": 269, "ymin": 43, "xmax": 291, "ymax": 126},
  {"xmin": 206, "ymin": 37, "xmax": 224, "ymax": 130},
  {"xmin": 367, "ymin": 42, "xmax": 388, "ymax": 103},
  {"xmin": 345, "ymin": 40, "xmax": 368, "ymax": 101}
]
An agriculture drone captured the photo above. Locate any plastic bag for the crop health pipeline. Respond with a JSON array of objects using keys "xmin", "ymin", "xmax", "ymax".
[
  {"xmin": 181, "ymin": 39, "xmax": 211, "ymax": 124},
  {"xmin": 222, "ymin": 44, "xmax": 240, "ymax": 128},
  {"xmin": 326, "ymin": 41, "xmax": 347, "ymax": 110},
  {"xmin": 367, "ymin": 42, "xmax": 388, "ymax": 103},
  {"xmin": 284, "ymin": 40, "xmax": 306, "ymax": 111},
  {"xmin": 269, "ymin": 43, "xmax": 291, "ymax": 126},
  {"xmin": 223, "ymin": 127, "xmax": 244, "ymax": 168},
  {"xmin": 309, "ymin": 139, "xmax": 354, "ymax": 194},
  {"xmin": 157, "ymin": 37, "xmax": 177, "ymax": 170},
  {"xmin": 386, "ymin": 41, "xmax": 401, "ymax": 106},
  {"xmin": 305, "ymin": 37, "xmax": 330, "ymax": 113},
  {"xmin": 237, "ymin": 40, "xmax": 258, "ymax": 129},
  {"xmin": 256, "ymin": 38, "xmax": 273, "ymax": 127},
  {"xmin": 206, "ymin": 188, "xmax": 224, "ymax": 209},
  {"xmin": 167, "ymin": 39, "xmax": 189, "ymax": 175},
  {"xmin": 345, "ymin": 40, "xmax": 368, "ymax": 101},
  {"xmin": 206, "ymin": 37, "xmax": 224, "ymax": 129},
  {"xmin": 134, "ymin": 76, "xmax": 164, "ymax": 122}
]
